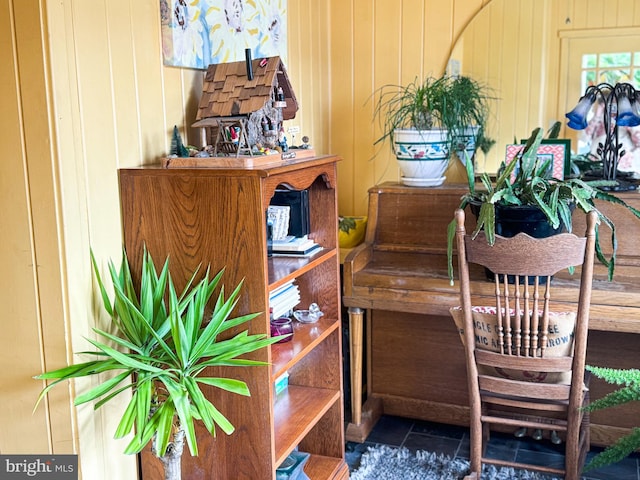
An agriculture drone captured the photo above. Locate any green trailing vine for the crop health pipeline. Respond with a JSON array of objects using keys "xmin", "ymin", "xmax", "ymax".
[{"xmin": 583, "ymin": 365, "xmax": 640, "ymax": 472}]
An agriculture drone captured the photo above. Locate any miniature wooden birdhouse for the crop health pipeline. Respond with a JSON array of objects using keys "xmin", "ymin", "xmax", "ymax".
[{"xmin": 192, "ymin": 56, "xmax": 299, "ymax": 156}]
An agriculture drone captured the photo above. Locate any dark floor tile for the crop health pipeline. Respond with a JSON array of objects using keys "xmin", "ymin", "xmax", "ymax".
[
  {"xmin": 516, "ymin": 448, "xmax": 566, "ymax": 471},
  {"xmin": 411, "ymin": 419, "xmax": 468, "ymax": 440},
  {"xmin": 515, "ymin": 437, "xmax": 566, "ymax": 456},
  {"xmin": 364, "ymin": 414, "xmax": 413, "ymax": 446},
  {"xmin": 483, "ymin": 442, "xmax": 518, "ymax": 463},
  {"xmin": 486, "ymin": 430, "xmax": 522, "ymax": 450},
  {"xmin": 456, "ymin": 435, "xmax": 471, "ymax": 459},
  {"xmin": 346, "ymin": 414, "xmax": 640, "ymax": 480},
  {"xmin": 402, "ymin": 432, "xmax": 461, "ymax": 457}
]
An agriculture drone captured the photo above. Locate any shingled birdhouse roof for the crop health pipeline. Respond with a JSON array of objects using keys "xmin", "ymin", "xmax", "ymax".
[{"xmin": 194, "ymin": 56, "xmax": 298, "ymax": 122}]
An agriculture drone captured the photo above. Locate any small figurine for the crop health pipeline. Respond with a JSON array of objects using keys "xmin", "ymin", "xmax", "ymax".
[{"xmin": 278, "ymin": 128, "xmax": 289, "ymax": 152}]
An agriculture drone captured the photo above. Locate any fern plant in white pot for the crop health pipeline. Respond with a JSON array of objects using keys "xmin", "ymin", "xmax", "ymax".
[{"xmin": 373, "ymin": 74, "xmax": 493, "ymax": 186}]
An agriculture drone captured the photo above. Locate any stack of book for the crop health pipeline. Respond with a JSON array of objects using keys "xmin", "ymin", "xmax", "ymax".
[
  {"xmin": 269, "ymin": 281, "xmax": 301, "ymax": 320},
  {"xmin": 271, "ymin": 235, "xmax": 321, "ymax": 257}
]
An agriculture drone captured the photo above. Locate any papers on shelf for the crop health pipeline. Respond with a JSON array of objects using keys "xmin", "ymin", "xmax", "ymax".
[
  {"xmin": 271, "ymin": 235, "xmax": 321, "ymax": 256},
  {"xmin": 269, "ymin": 281, "xmax": 301, "ymax": 319},
  {"xmin": 267, "ymin": 205, "xmax": 290, "ymax": 240}
]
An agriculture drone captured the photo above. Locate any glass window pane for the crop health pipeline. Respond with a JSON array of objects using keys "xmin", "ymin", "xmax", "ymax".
[
  {"xmin": 583, "ymin": 71, "xmax": 596, "ymax": 89},
  {"xmin": 583, "ymin": 54, "xmax": 597, "ymax": 68},
  {"xmin": 598, "ymin": 69, "xmax": 630, "ymax": 84},
  {"xmin": 635, "ymin": 52, "xmax": 640, "ymax": 66},
  {"xmin": 599, "ymin": 52, "xmax": 631, "ymax": 67}
]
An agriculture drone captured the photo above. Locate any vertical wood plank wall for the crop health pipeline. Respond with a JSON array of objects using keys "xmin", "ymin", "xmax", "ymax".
[
  {"xmin": 1, "ymin": 1, "xmax": 639, "ymax": 478},
  {"xmin": 330, "ymin": 0, "xmax": 487, "ymax": 216}
]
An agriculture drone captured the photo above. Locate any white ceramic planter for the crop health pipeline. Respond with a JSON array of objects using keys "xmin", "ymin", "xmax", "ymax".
[{"xmin": 393, "ymin": 128, "xmax": 449, "ymax": 186}]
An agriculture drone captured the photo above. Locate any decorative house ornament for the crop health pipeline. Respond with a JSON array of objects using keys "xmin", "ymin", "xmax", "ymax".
[{"xmin": 191, "ymin": 56, "xmax": 299, "ymax": 157}]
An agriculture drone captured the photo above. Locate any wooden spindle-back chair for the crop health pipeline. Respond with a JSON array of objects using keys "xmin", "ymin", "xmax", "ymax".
[{"xmin": 452, "ymin": 208, "xmax": 597, "ymax": 480}]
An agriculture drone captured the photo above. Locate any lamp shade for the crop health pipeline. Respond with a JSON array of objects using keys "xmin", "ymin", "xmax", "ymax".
[
  {"xmin": 565, "ymin": 92, "xmax": 596, "ymax": 130},
  {"xmin": 616, "ymin": 94, "xmax": 640, "ymax": 127}
]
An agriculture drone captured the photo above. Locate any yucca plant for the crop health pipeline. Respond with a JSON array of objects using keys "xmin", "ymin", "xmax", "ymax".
[
  {"xmin": 34, "ymin": 249, "xmax": 285, "ymax": 480},
  {"xmin": 447, "ymin": 126, "xmax": 640, "ymax": 283},
  {"xmin": 582, "ymin": 366, "xmax": 640, "ymax": 472}
]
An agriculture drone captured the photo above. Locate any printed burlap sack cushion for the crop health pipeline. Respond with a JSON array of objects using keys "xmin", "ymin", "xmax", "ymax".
[{"xmin": 450, "ymin": 306, "xmax": 576, "ymax": 384}]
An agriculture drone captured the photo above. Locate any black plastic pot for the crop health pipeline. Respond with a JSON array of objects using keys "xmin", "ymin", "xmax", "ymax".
[
  {"xmin": 482, "ymin": 204, "xmax": 565, "ymax": 284},
  {"xmin": 494, "ymin": 204, "xmax": 564, "ymax": 238}
]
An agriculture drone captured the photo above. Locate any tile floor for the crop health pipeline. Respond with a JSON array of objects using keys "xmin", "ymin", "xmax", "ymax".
[{"xmin": 346, "ymin": 414, "xmax": 640, "ymax": 480}]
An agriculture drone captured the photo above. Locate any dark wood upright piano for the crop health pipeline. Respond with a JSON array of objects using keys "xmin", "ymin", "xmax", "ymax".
[{"xmin": 343, "ymin": 182, "xmax": 640, "ymax": 447}]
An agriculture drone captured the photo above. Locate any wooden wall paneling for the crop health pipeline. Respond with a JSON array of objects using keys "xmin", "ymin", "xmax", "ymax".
[
  {"xmin": 634, "ymin": 0, "xmax": 640, "ymax": 26},
  {"xmin": 491, "ymin": 1, "xmax": 511, "ymax": 165},
  {"xmin": 331, "ymin": 0, "xmax": 488, "ymax": 215},
  {"xmin": 73, "ymin": 0, "xmax": 123, "ymax": 250},
  {"xmin": 585, "ymin": 0, "xmax": 606, "ymax": 28},
  {"xmin": 331, "ymin": 0, "xmax": 356, "ymax": 214},
  {"xmin": 129, "ymin": 0, "xmax": 167, "ymax": 163},
  {"xmin": 44, "ymin": 4, "xmax": 119, "ymax": 474},
  {"xmin": 441, "ymin": 0, "xmax": 486, "ymax": 76},
  {"xmin": 352, "ymin": 0, "xmax": 377, "ymax": 215},
  {"xmin": 0, "ymin": 0, "xmax": 68, "ymax": 456},
  {"xmin": 570, "ymin": 0, "xmax": 587, "ymax": 31},
  {"xmin": 485, "ymin": 1, "xmax": 505, "ymax": 157},
  {"xmin": 545, "ymin": 0, "xmax": 563, "ymax": 128},
  {"xmin": 524, "ymin": 1, "xmax": 544, "ymax": 130},
  {"xmin": 292, "ymin": 0, "xmax": 313, "ymax": 148},
  {"xmin": 401, "ymin": 0, "xmax": 425, "ymax": 85},
  {"xmin": 104, "ymin": 0, "xmax": 144, "ymax": 165},
  {"xmin": 312, "ymin": 1, "xmax": 331, "ymax": 156},
  {"xmin": 13, "ymin": 0, "xmax": 77, "ymax": 456},
  {"xmin": 602, "ymin": 0, "xmax": 619, "ymax": 26},
  {"xmin": 286, "ymin": 0, "xmax": 330, "ymax": 156},
  {"xmin": 372, "ymin": 0, "xmax": 402, "ymax": 189},
  {"xmin": 424, "ymin": 0, "xmax": 453, "ymax": 75},
  {"xmin": 502, "ymin": 1, "xmax": 523, "ymax": 136}
]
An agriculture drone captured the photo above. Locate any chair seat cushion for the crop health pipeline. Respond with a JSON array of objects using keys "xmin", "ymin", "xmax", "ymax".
[{"xmin": 450, "ymin": 306, "xmax": 576, "ymax": 384}]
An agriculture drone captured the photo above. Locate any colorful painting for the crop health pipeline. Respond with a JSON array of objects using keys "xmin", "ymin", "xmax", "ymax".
[{"xmin": 160, "ymin": 0, "xmax": 287, "ymax": 69}]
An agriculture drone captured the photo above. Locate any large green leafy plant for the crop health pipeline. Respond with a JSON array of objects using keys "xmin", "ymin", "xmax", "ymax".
[
  {"xmin": 34, "ymin": 249, "xmax": 284, "ymax": 480},
  {"xmin": 582, "ymin": 366, "xmax": 640, "ymax": 472},
  {"xmin": 447, "ymin": 126, "xmax": 640, "ymax": 283}
]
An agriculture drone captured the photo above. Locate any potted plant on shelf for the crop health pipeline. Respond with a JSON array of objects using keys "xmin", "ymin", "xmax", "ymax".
[
  {"xmin": 373, "ymin": 74, "xmax": 494, "ymax": 187},
  {"xmin": 338, "ymin": 215, "xmax": 368, "ymax": 249},
  {"xmin": 446, "ymin": 126, "xmax": 640, "ymax": 283},
  {"xmin": 34, "ymin": 249, "xmax": 284, "ymax": 480}
]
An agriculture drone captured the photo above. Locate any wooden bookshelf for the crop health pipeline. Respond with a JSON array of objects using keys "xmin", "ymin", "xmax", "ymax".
[{"xmin": 119, "ymin": 155, "xmax": 347, "ymax": 479}]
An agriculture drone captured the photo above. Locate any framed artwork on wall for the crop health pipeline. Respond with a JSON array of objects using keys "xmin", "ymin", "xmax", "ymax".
[
  {"xmin": 505, "ymin": 139, "xmax": 571, "ymax": 181},
  {"xmin": 160, "ymin": 0, "xmax": 288, "ymax": 69}
]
